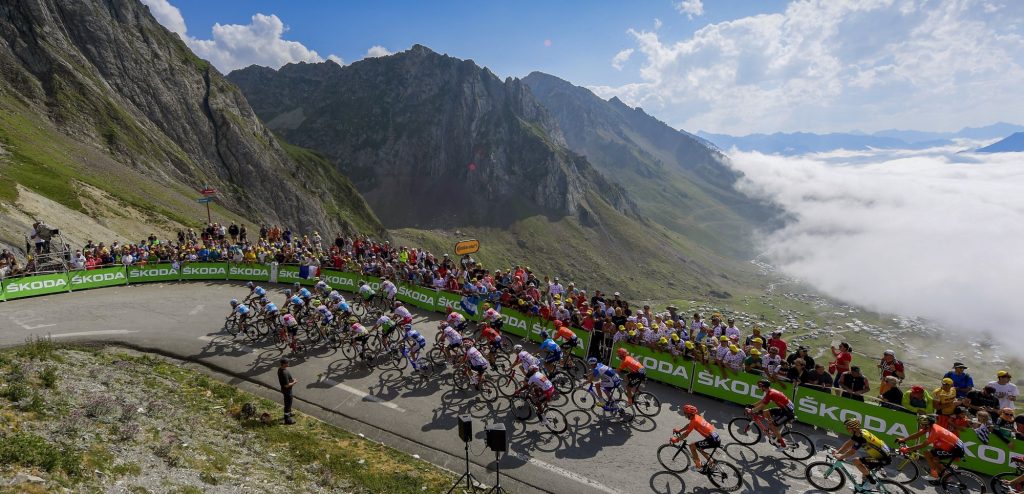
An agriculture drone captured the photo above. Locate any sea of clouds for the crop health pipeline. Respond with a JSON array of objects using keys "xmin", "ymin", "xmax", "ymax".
[{"xmin": 727, "ymin": 145, "xmax": 1024, "ymax": 336}]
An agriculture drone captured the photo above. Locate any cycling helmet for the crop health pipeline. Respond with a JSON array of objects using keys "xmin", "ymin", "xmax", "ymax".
[
  {"xmin": 918, "ymin": 414, "xmax": 936, "ymax": 427},
  {"xmin": 527, "ymin": 365, "xmax": 539, "ymax": 374},
  {"xmin": 360, "ymin": 281, "xmax": 367, "ymax": 286},
  {"xmin": 348, "ymin": 316, "xmax": 359, "ymax": 324},
  {"xmin": 284, "ymin": 289, "xmax": 292, "ymax": 296},
  {"xmin": 844, "ymin": 418, "xmax": 862, "ymax": 430},
  {"xmin": 587, "ymin": 357, "xmax": 599, "ymax": 366},
  {"xmin": 756, "ymin": 379, "xmax": 771, "ymax": 389},
  {"xmin": 260, "ymin": 296, "xmax": 269, "ymax": 303},
  {"xmin": 246, "ymin": 282, "xmax": 254, "ymax": 289},
  {"xmin": 438, "ymin": 321, "xmax": 448, "ymax": 329},
  {"xmin": 539, "ymin": 330, "xmax": 549, "ymax": 340},
  {"xmin": 513, "ymin": 344, "xmax": 523, "ymax": 353},
  {"xmin": 462, "ymin": 339, "xmax": 474, "ymax": 347},
  {"xmin": 553, "ymin": 319, "xmax": 563, "ymax": 327},
  {"xmin": 293, "ymin": 282, "xmax": 301, "ymax": 289},
  {"xmin": 394, "ymin": 301, "xmax": 403, "ymax": 307},
  {"xmin": 446, "ymin": 305, "xmax": 454, "ymax": 313},
  {"xmin": 617, "ymin": 348, "xmax": 629, "ymax": 358},
  {"xmin": 684, "ymin": 341, "xmax": 696, "ymax": 349},
  {"xmin": 230, "ymin": 299, "xmax": 239, "ymax": 306},
  {"xmin": 682, "ymin": 404, "xmax": 698, "ymax": 415}
]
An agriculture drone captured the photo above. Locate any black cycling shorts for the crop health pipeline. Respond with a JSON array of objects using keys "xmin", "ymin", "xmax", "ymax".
[
  {"xmin": 470, "ymin": 363, "xmax": 488, "ymax": 373},
  {"xmin": 769, "ymin": 406, "xmax": 795, "ymax": 424},
  {"xmin": 861, "ymin": 456, "xmax": 891, "ymax": 470},
  {"xmin": 695, "ymin": 433, "xmax": 721, "ymax": 450},
  {"xmin": 560, "ymin": 338, "xmax": 580, "ymax": 349},
  {"xmin": 627, "ymin": 370, "xmax": 646, "ymax": 387},
  {"xmin": 933, "ymin": 445, "xmax": 965, "ymax": 460}
]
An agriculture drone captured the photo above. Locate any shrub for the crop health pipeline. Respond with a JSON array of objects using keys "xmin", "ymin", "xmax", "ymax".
[
  {"xmin": 0, "ymin": 432, "xmax": 82, "ymax": 476},
  {"xmin": 39, "ymin": 365, "xmax": 59, "ymax": 389},
  {"xmin": 83, "ymin": 395, "xmax": 121, "ymax": 423},
  {"xmin": 15, "ymin": 336, "xmax": 61, "ymax": 361}
]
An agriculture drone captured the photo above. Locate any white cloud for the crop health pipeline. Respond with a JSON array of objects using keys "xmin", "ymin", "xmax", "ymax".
[
  {"xmin": 327, "ymin": 54, "xmax": 345, "ymax": 65},
  {"xmin": 611, "ymin": 48, "xmax": 634, "ymax": 71},
  {"xmin": 675, "ymin": 0, "xmax": 705, "ymax": 19},
  {"xmin": 728, "ymin": 146, "xmax": 1024, "ymax": 342},
  {"xmin": 364, "ymin": 45, "xmax": 392, "ymax": 58},
  {"xmin": 141, "ymin": 0, "xmax": 341, "ymax": 73},
  {"xmin": 595, "ymin": 0, "xmax": 1024, "ymax": 134},
  {"xmin": 140, "ymin": 0, "xmax": 187, "ymax": 37}
]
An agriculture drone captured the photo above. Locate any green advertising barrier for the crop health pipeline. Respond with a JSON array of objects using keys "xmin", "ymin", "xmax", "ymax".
[
  {"xmin": 68, "ymin": 266, "xmax": 127, "ymax": 291},
  {"xmin": 2, "ymin": 272, "xmax": 70, "ymax": 300},
  {"xmin": 0, "ymin": 279, "xmax": 4, "ymax": 302},
  {"xmin": 179, "ymin": 262, "xmax": 228, "ymax": 280},
  {"xmin": 126, "ymin": 264, "xmax": 181, "ymax": 283},
  {"xmin": 320, "ymin": 269, "xmax": 361, "ymax": 293},
  {"xmin": 793, "ymin": 385, "xmax": 1024, "ymax": 477},
  {"xmin": 396, "ymin": 283, "xmax": 442, "ymax": 311},
  {"xmin": 276, "ymin": 265, "xmax": 318, "ymax": 286},
  {"xmin": 228, "ymin": 264, "xmax": 272, "ymax": 282},
  {"xmin": 609, "ymin": 342, "xmax": 695, "ymax": 390},
  {"xmin": 691, "ymin": 360, "xmax": 795, "ymax": 407}
]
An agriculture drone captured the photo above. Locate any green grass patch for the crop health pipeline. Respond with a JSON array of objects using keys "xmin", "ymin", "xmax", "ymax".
[{"xmin": 0, "ymin": 432, "xmax": 82, "ymax": 476}]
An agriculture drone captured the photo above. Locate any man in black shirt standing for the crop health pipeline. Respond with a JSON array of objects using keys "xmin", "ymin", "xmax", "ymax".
[
  {"xmin": 278, "ymin": 358, "xmax": 297, "ymax": 425},
  {"xmin": 839, "ymin": 366, "xmax": 870, "ymax": 401},
  {"xmin": 964, "ymin": 385, "xmax": 1001, "ymax": 416}
]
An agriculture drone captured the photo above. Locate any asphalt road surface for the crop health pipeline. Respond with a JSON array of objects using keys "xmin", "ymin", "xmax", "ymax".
[{"xmin": 0, "ymin": 282, "xmax": 955, "ymax": 494}]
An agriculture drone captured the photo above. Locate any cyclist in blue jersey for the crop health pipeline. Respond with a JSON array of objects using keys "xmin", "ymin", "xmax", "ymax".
[
  {"xmin": 539, "ymin": 330, "xmax": 563, "ymax": 375},
  {"xmin": 586, "ymin": 357, "xmax": 622, "ymax": 405},
  {"xmin": 402, "ymin": 324, "xmax": 429, "ymax": 371},
  {"xmin": 229, "ymin": 299, "xmax": 251, "ymax": 326}
]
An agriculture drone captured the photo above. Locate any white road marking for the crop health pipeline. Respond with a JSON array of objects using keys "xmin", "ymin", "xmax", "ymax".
[
  {"xmin": 188, "ymin": 304, "xmax": 205, "ymax": 315},
  {"xmin": 197, "ymin": 335, "xmax": 254, "ymax": 353},
  {"xmin": 508, "ymin": 449, "xmax": 626, "ymax": 494},
  {"xmin": 319, "ymin": 377, "xmax": 406, "ymax": 412},
  {"xmin": 50, "ymin": 330, "xmax": 138, "ymax": 338},
  {"xmin": 1, "ymin": 309, "xmax": 57, "ymax": 331}
]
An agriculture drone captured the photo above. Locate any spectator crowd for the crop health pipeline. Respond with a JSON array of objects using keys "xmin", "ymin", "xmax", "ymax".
[{"xmin": 4, "ymin": 221, "xmax": 1021, "ymax": 443}]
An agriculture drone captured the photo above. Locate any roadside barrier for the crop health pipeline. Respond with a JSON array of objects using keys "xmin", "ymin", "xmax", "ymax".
[{"xmin": 0, "ymin": 264, "xmax": 1016, "ymax": 475}]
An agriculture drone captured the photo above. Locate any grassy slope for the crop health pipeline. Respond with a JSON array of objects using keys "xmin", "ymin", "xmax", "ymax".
[{"xmin": 0, "ymin": 341, "xmax": 455, "ymax": 493}]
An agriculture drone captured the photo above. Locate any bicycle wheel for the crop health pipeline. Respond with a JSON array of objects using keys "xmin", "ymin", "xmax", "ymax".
[
  {"xmin": 549, "ymin": 371, "xmax": 574, "ymax": 395},
  {"xmin": 224, "ymin": 318, "xmax": 241, "ymax": 336},
  {"xmin": 727, "ymin": 417, "xmax": 762, "ymax": 445},
  {"xmin": 427, "ymin": 347, "xmax": 446, "ymax": 369},
  {"xmin": 633, "ymin": 391, "xmax": 662, "ymax": 417},
  {"xmin": 491, "ymin": 354, "xmax": 512, "ymax": 374},
  {"xmin": 498, "ymin": 336, "xmax": 513, "ymax": 353},
  {"xmin": 496, "ymin": 375, "xmax": 517, "ymax": 397},
  {"xmin": 656, "ymin": 443, "xmax": 691, "ymax": 473},
  {"xmin": 874, "ymin": 479, "xmax": 911, "ymax": 494},
  {"xmin": 571, "ymin": 388, "xmax": 598, "ymax": 410},
  {"xmin": 882, "ymin": 455, "xmax": 919, "ymax": 483},
  {"xmin": 805, "ymin": 461, "xmax": 846, "ymax": 491},
  {"xmin": 707, "ymin": 460, "xmax": 743, "ymax": 492},
  {"xmin": 351, "ymin": 302, "xmax": 366, "ymax": 318},
  {"xmin": 541, "ymin": 408, "xmax": 568, "ymax": 434},
  {"xmin": 341, "ymin": 340, "xmax": 356, "ymax": 360},
  {"xmin": 451, "ymin": 369, "xmax": 470, "ymax": 390},
  {"xmin": 272, "ymin": 328, "xmax": 289, "ymax": 350},
  {"xmin": 565, "ymin": 355, "xmax": 587, "ymax": 379},
  {"xmin": 305, "ymin": 322, "xmax": 322, "ymax": 344},
  {"xmin": 780, "ymin": 430, "xmax": 815, "ymax": 460},
  {"xmin": 599, "ymin": 399, "xmax": 633, "ymax": 422},
  {"xmin": 991, "ymin": 472, "xmax": 1020, "ymax": 494},
  {"xmin": 242, "ymin": 322, "xmax": 260, "ymax": 342},
  {"xmin": 940, "ymin": 469, "xmax": 986, "ymax": 494}
]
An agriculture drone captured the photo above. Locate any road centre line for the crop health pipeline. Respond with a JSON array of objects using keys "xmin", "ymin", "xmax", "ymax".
[
  {"xmin": 507, "ymin": 449, "xmax": 627, "ymax": 494},
  {"xmin": 318, "ymin": 377, "xmax": 406, "ymax": 412}
]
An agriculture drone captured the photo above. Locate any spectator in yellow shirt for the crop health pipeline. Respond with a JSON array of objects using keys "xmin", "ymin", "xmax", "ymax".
[{"xmin": 933, "ymin": 377, "xmax": 959, "ymax": 429}]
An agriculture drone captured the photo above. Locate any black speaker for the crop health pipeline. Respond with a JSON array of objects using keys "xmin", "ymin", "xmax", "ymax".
[
  {"xmin": 458, "ymin": 415, "xmax": 473, "ymax": 443},
  {"xmin": 485, "ymin": 423, "xmax": 507, "ymax": 452}
]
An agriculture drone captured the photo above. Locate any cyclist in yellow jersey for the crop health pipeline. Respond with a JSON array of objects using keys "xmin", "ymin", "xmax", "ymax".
[{"xmin": 834, "ymin": 419, "xmax": 891, "ymax": 489}]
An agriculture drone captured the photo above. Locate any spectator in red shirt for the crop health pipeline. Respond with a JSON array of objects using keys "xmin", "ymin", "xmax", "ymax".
[
  {"xmin": 767, "ymin": 329, "xmax": 787, "ymax": 357},
  {"xmin": 878, "ymin": 350, "xmax": 906, "ymax": 384},
  {"xmin": 830, "ymin": 342, "xmax": 853, "ymax": 387}
]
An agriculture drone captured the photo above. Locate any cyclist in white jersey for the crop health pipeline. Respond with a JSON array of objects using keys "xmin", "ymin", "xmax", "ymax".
[
  {"xmin": 402, "ymin": 324, "xmax": 429, "ymax": 370},
  {"xmin": 482, "ymin": 307, "xmax": 504, "ymax": 329},
  {"xmin": 461, "ymin": 340, "xmax": 490, "ymax": 390},
  {"xmin": 446, "ymin": 306, "xmax": 468, "ymax": 331},
  {"xmin": 316, "ymin": 304, "xmax": 334, "ymax": 326},
  {"xmin": 348, "ymin": 320, "xmax": 371, "ymax": 361},
  {"xmin": 392, "ymin": 302, "xmax": 413, "ymax": 325},
  {"xmin": 229, "ymin": 299, "xmax": 252, "ymax": 326},
  {"xmin": 358, "ymin": 282, "xmax": 376, "ymax": 304},
  {"xmin": 380, "ymin": 278, "xmax": 397, "ymax": 303},
  {"xmin": 514, "ymin": 366, "xmax": 555, "ymax": 417},
  {"xmin": 281, "ymin": 312, "xmax": 301, "ymax": 352},
  {"xmin": 441, "ymin": 322, "xmax": 463, "ymax": 361},
  {"xmin": 314, "ymin": 280, "xmax": 330, "ymax": 296},
  {"xmin": 512, "ymin": 345, "xmax": 540, "ymax": 383}
]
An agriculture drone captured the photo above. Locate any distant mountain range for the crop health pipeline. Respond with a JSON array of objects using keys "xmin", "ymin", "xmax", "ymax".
[
  {"xmin": 698, "ymin": 122, "xmax": 1024, "ymax": 155},
  {"xmin": 976, "ymin": 132, "xmax": 1024, "ymax": 153}
]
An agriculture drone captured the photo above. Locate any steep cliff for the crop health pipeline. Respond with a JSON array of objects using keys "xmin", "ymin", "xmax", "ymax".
[{"xmin": 0, "ymin": 0, "xmax": 384, "ymax": 249}]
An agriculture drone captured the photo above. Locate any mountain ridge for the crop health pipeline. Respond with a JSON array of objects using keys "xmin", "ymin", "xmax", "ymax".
[{"xmin": 976, "ymin": 132, "xmax": 1024, "ymax": 153}]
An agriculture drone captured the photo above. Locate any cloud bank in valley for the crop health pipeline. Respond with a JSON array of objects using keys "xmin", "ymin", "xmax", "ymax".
[{"xmin": 728, "ymin": 147, "xmax": 1024, "ymax": 335}]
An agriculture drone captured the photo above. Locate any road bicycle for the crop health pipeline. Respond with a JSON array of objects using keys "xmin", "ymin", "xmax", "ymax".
[
  {"xmin": 657, "ymin": 436, "xmax": 743, "ymax": 492},
  {"xmin": 990, "ymin": 456, "xmax": 1024, "ymax": 494},
  {"xmin": 727, "ymin": 408, "xmax": 815, "ymax": 460},
  {"xmin": 625, "ymin": 379, "xmax": 662, "ymax": 417},
  {"xmin": 880, "ymin": 439, "xmax": 926, "ymax": 482},
  {"xmin": 805, "ymin": 447, "xmax": 909, "ymax": 493},
  {"xmin": 570, "ymin": 381, "xmax": 634, "ymax": 423},
  {"xmin": 511, "ymin": 388, "xmax": 567, "ymax": 434},
  {"xmin": 888, "ymin": 445, "xmax": 987, "ymax": 494},
  {"xmin": 449, "ymin": 360, "xmax": 499, "ymax": 401}
]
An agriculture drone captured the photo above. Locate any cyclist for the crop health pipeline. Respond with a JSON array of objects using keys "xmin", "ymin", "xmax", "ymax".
[
  {"xmin": 671, "ymin": 404, "xmax": 721, "ymax": 472},
  {"xmin": 244, "ymin": 284, "xmax": 267, "ymax": 305},
  {"xmin": 585, "ymin": 357, "xmax": 621, "ymax": 406},
  {"xmin": 392, "ymin": 301, "xmax": 413, "ymax": 325},
  {"xmin": 539, "ymin": 330, "xmax": 563, "ymax": 375},
  {"xmin": 514, "ymin": 365, "xmax": 555, "ymax": 421},
  {"xmin": 315, "ymin": 302, "xmax": 334, "ymax": 327},
  {"xmin": 461, "ymin": 339, "xmax": 490, "ymax": 390},
  {"xmin": 747, "ymin": 379, "xmax": 796, "ymax": 451},
  {"xmin": 288, "ymin": 294, "xmax": 305, "ymax": 318},
  {"xmin": 229, "ymin": 299, "xmax": 252, "ymax": 327},
  {"xmin": 260, "ymin": 297, "xmax": 279, "ymax": 325},
  {"xmin": 896, "ymin": 414, "xmax": 965, "ymax": 482},
  {"xmin": 478, "ymin": 323, "xmax": 504, "ymax": 365},
  {"xmin": 280, "ymin": 312, "xmax": 301, "ymax": 352},
  {"xmin": 314, "ymin": 279, "xmax": 330, "ymax": 297},
  {"xmin": 833, "ymin": 418, "xmax": 891, "ymax": 489},
  {"xmin": 372, "ymin": 313, "xmax": 397, "ymax": 349},
  {"xmin": 358, "ymin": 281, "xmax": 376, "ymax": 305},
  {"xmin": 332, "ymin": 295, "xmax": 354, "ymax": 321},
  {"xmin": 440, "ymin": 321, "xmax": 464, "ymax": 361},
  {"xmin": 446, "ymin": 306, "xmax": 468, "ymax": 332},
  {"xmin": 347, "ymin": 316, "xmax": 371, "ymax": 361},
  {"xmin": 295, "ymin": 283, "xmax": 313, "ymax": 302},
  {"xmin": 380, "ymin": 276, "xmax": 397, "ymax": 305},
  {"xmin": 512, "ymin": 344, "xmax": 541, "ymax": 384},
  {"xmin": 241, "ymin": 282, "xmax": 258, "ymax": 302},
  {"xmin": 616, "ymin": 347, "xmax": 647, "ymax": 407},
  {"xmin": 553, "ymin": 320, "xmax": 580, "ymax": 353},
  {"xmin": 402, "ymin": 324, "xmax": 429, "ymax": 371},
  {"xmin": 481, "ymin": 304, "xmax": 504, "ymax": 329}
]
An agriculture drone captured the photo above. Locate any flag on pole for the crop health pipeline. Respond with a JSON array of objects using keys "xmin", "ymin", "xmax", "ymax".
[{"xmin": 299, "ymin": 265, "xmax": 320, "ymax": 279}]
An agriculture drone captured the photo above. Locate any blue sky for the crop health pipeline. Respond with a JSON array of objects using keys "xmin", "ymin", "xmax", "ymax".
[{"xmin": 143, "ymin": 0, "xmax": 1024, "ymax": 135}]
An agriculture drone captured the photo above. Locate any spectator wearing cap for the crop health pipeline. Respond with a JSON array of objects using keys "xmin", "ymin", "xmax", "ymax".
[
  {"xmin": 744, "ymin": 325, "xmax": 763, "ymax": 348},
  {"xmin": 902, "ymin": 385, "xmax": 933, "ymax": 414},
  {"xmin": 933, "ymin": 377, "xmax": 960, "ymax": 428},
  {"xmin": 744, "ymin": 348, "xmax": 763, "ymax": 374},
  {"xmin": 965, "ymin": 385, "xmax": 1001, "ymax": 416},
  {"xmin": 943, "ymin": 362, "xmax": 974, "ymax": 399},
  {"xmin": 277, "ymin": 358, "xmax": 296, "ymax": 425},
  {"xmin": 767, "ymin": 329, "xmax": 787, "ymax": 357},
  {"xmin": 829, "ymin": 342, "xmax": 853, "ymax": 387},
  {"xmin": 762, "ymin": 346, "xmax": 783, "ymax": 377},
  {"xmin": 878, "ymin": 350, "xmax": 905, "ymax": 383},
  {"xmin": 839, "ymin": 366, "xmax": 870, "ymax": 401},
  {"xmin": 715, "ymin": 335, "xmax": 731, "ymax": 363},
  {"xmin": 723, "ymin": 345, "xmax": 745, "ymax": 371},
  {"xmin": 988, "ymin": 371, "xmax": 1018, "ymax": 410},
  {"xmin": 879, "ymin": 376, "xmax": 903, "ymax": 410},
  {"xmin": 786, "ymin": 346, "xmax": 815, "ymax": 371}
]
